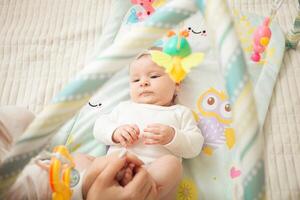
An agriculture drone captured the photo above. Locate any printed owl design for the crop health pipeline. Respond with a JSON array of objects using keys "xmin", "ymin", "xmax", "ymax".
[{"xmin": 196, "ymin": 88, "xmax": 235, "ymax": 155}]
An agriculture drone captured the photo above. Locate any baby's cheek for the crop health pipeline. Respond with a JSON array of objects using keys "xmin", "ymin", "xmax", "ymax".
[{"xmin": 130, "ymin": 93, "xmax": 139, "ymax": 103}]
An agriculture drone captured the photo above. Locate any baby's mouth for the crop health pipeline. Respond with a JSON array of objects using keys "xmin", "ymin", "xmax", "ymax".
[{"xmin": 140, "ymin": 91, "xmax": 153, "ymax": 96}]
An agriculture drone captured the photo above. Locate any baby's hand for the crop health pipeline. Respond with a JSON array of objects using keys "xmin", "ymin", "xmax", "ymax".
[
  {"xmin": 112, "ymin": 124, "xmax": 140, "ymax": 147},
  {"xmin": 143, "ymin": 123, "xmax": 175, "ymax": 145}
]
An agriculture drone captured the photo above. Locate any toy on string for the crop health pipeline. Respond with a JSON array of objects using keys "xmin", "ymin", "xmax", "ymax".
[
  {"xmin": 127, "ymin": 9, "xmax": 139, "ymax": 24},
  {"xmin": 150, "ymin": 30, "xmax": 204, "ymax": 83},
  {"xmin": 251, "ymin": 17, "xmax": 272, "ymax": 62},
  {"xmin": 130, "ymin": 0, "xmax": 166, "ymax": 21},
  {"xmin": 251, "ymin": 0, "xmax": 284, "ymax": 62},
  {"xmin": 36, "ymin": 146, "xmax": 79, "ymax": 200}
]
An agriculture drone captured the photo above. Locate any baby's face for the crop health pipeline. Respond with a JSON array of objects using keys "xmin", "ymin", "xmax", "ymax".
[{"xmin": 130, "ymin": 54, "xmax": 178, "ymax": 106}]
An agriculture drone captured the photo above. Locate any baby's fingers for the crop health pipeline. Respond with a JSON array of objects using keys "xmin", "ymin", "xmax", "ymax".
[
  {"xmin": 125, "ymin": 126, "xmax": 139, "ymax": 141},
  {"xmin": 143, "ymin": 138, "xmax": 160, "ymax": 145},
  {"xmin": 122, "ymin": 131, "xmax": 134, "ymax": 144},
  {"xmin": 117, "ymin": 133, "xmax": 127, "ymax": 147},
  {"xmin": 144, "ymin": 126, "xmax": 161, "ymax": 135},
  {"xmin": 143, "ymin": 132, "xmax": 161, "ymax": 141},
  {"xmin": 131, "ymin": 124, "xmax": 140, "ymax": 136}
]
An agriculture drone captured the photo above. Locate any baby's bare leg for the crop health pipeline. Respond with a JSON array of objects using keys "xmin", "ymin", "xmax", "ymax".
[{"xmin": 146, "ymin": 155, "xmax": 182, "ymax": 200}]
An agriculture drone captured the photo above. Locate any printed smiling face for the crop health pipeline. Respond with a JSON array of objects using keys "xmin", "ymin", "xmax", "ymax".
[{"xmin": 130, "ymin": 54, "xmax": 179, "ymax": 106}]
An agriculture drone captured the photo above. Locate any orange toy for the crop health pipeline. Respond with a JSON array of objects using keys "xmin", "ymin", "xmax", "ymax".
[{"xmin": 48, "ymin": 146, "xmax": 76, "ymax": 200}]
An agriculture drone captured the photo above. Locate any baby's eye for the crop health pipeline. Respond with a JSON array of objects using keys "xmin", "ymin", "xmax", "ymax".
[
  {"xmin": 132, "ymin": 79, "xmax": 140, "ymax": 82},
  {"xmin": 150, "ymin": 75, "xmax": 160, "ymax": 79}
]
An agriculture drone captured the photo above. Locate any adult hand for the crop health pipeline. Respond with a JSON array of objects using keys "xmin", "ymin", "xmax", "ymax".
[
  {"xmin": 143, "ymin": 123, "xmax": 175, "ymax": 145},
  {"xmin": 83, "ymin": 153, "xmax": 157, "ymax": 200}
]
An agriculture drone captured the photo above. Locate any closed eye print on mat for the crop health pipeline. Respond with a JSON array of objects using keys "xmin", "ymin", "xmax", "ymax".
[
  {"xmin": 88, "ymin": 102, "xmax": 102, "ymax": 108},
  {"xmin": 187, "ymin": 27, "xmax": 207, "ymax": 36}
]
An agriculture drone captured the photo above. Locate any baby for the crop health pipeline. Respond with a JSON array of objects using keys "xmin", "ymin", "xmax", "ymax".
[
  {"xmin": 1, "ymin": 50, "xmax": 203, "ymax": 200},
  {"xmin": 93, "ymin": 50, "xmax": 204, "ymax": 199}
]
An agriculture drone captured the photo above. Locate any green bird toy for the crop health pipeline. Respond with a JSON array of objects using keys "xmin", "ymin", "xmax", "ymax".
[{"xmin": 150, "ymin": 30, "xmax": 204, "ymax": 83}]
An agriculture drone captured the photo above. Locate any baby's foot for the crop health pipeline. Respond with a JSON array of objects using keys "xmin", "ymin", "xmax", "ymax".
[
  {"xmin": 120, "ymin": 167, "xmax": 133, "ymax": 186},
  {"xmin": 116, "ymin": 163, "xmax": 135, "ymax": 186}
]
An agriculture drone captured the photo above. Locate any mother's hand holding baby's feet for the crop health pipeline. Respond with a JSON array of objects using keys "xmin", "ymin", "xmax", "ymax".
[
  {"xmin": 83, "ymin": 152, "xmax": 158, "ymax": 200},
  {"xmin": 116, "ymin": 163, "xmax": 135, "ymax": 186}
]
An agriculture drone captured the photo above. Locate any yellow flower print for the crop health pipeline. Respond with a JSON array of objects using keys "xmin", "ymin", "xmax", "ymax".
[{"xmin": 176, "ymin": 178, "xmax": 198, "ymax": 200}]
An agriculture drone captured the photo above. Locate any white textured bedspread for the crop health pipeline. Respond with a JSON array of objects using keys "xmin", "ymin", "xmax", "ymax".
[
  {"xmin": 230, "ymin": 0, "xmax": 300, "ymax": 199},
  {"xmin": 0, "ymin": 0, "xmax": 115, "ymax": 112}
]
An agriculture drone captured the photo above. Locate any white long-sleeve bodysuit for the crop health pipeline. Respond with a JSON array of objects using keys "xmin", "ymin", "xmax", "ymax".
[{"xmin": 94, "ymin": 101, "xmax": 204, "ymax": 164}]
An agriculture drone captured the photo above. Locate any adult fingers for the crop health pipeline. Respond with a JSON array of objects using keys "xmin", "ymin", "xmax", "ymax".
[
  {"xmin": 99, "ymin": 157, "xmax": 127, "ymax": 185},
  {"xmin": 84, "ymin": 154, "xmax": 126, "ymax": 195},
  {"xmin": 82, "ymin": 156, "xmax": 107, "ymax": 197},
  {"xmin": 125, "ymin": 153, "xmax": 144, "ymax": 167},
  {"xmin": 125, "ymin": 167, "xmax": 152, "ymax": 199},
  {"xmin": 86, "ymin": 165, "xmax": 125, "ymax": 200},
  {"xmin": 140, "ymin": 178, "xmax": 153, "ymax": 200},
  {"xmin": 145, "ymin": 181, "xmax": 158, "ymax": 200}
]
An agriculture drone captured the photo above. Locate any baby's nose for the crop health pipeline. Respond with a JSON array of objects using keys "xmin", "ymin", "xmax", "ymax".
[{"xmin": 140, "ymin": 79, "xmax": 150, "ymax": 87}]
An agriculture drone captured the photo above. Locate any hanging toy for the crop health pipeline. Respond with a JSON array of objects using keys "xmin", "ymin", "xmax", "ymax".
[
  {"xmin": 49, "ymin": 146, "xmax": 80, "ymax": 200},
  {"xmin": 48, "ymin": 146, "xmax": 78, "ymax": 200},
  {"xmin": 131, "ymin": 0, "xmax": 166, "ymax": 21},
  {"xmin": 150, "ymin": 30, "xmax": 204, "ymax": 83},
  {"xmin": 127, "ymin": 9, "xmax": 139, "ymax": 24},
  {"xmin": 251, "ymin": 0, "xmax": 283, "ymax": 62},
  {"xmin": 251, "ymin": 17, "xmax": 272, "ymax": 62},
  {"xmin": 35, "ymin": 146, "xmax": 79, "ymax": 200}
]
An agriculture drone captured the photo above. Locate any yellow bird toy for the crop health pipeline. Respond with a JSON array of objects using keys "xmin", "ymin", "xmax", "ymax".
[{"xmin": 150, "ymin": 30, "xmax": 204, "ymax": 83}]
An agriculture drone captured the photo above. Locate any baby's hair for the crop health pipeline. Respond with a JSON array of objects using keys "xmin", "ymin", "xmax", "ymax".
[
  {"xmin": 135, "ymin": 46, "xmax": 163, "ymax": 60},
  {"xmin": 129, "ymin": 47, "xmax": 163, "ymax": 70}
]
